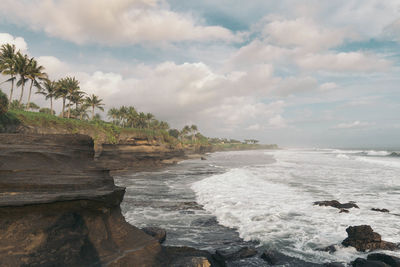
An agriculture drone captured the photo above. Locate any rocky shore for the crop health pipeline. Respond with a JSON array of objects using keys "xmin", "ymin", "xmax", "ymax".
[
  {"xmin": 1, "ymin": 133, "xmax": 399, "ymax": 266},
  {"xmin": 0, "ymin": 133, "xmax": 220, "ymax": 266}
]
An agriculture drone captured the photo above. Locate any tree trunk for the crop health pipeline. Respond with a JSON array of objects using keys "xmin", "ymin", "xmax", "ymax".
[
  {"xmin": 67, "ymin": 100, "xmax": 71, "ymax": 118},
  {"xmin": 92, "ymin": 106, "xmax": 94, "ymax": 120},
  {"xmin": 8, "ymin": 76, "xmax": 14, "ymax": 107},
  {"xmin": 18, "ymin": 82, "xmax": 25, "ymax": 106},
  {"xmin": 50, "ymin": 97, "xmax": 53, "ymax": 115},
  {"xmin": 61, "ymin": 98, "xmax": 65, "ymax": 117},
  {"xmin": 26, "ymin": 80, "xmax": 34, "ymax": 110}
]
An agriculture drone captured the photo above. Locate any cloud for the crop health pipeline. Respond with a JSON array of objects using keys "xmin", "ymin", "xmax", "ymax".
[
  {"xmin": 319, "ymin": 82, "xmax": 337, "ymax": 91},
  {"xmin": 0, "ymin": 0, "xmax": 239, "ymax": 45},
  {"xmin": 334, "ymin": 120, "xmax": 373, "ymax": 129},
  {"xmin": 262, "ymin": 17, "xmax": 351, "ymax": 51},
  {"xmin": 383, "ymin": 18, "xmax": 400, "ymax": 42},
  {"xmin": 296, "ymin": 52, "xmax": 391, "ymax": 72},
  {"xmin": 0, "ymin": 33, "xmax": 28, "ymax": 52}
]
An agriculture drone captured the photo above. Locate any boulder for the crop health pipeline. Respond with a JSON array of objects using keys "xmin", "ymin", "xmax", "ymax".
[
  {"xmin": 314, "ymin": 200, "xmax": 359, "ymax": 209},
  {"xmin": 141, "ymin": 227, "xmax": 167, "ymax": 244},
  {"xmin": 317, "ymin": 245, "xmax": 337, "ymax": 254},
  {"xmin": 342, "ymin": 225, "xmax": 398, "ymax": 252},
  {"xmin": 324, "ymin": 263, "xmax": 345, "ymax": 267},
  {"xmin": 367, "ymin": 253, "xmax": 400, "ymax": 267},
  {"xmin": 169, "ymin": 256, "xmax": 211, "ymax": 267},
  {"xmin": 213, "ymin": 247, "xmax": 257, "ymax": 266},
  {"xmin": 352, "ymin": 258, "xmax": 390, "ymax": 267},
  {"xmin": 340, "ymin": 209, "xmax": 350, "ymax": 213}
]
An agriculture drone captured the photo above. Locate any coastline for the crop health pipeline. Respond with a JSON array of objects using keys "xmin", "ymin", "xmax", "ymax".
[{"xmin": 0, "ymin": 132, "xmax": 276, "ymax": 266}]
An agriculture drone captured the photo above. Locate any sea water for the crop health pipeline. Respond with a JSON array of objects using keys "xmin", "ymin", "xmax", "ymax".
[{"xmin": 115, "ymin": 149, "xmax": 400, "ymax": 265}]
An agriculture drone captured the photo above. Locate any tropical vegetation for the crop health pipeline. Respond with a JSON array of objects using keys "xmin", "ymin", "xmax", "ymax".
[{"xmin": 0, "ymin": 43, "xmax": 270, "ymax": 148}]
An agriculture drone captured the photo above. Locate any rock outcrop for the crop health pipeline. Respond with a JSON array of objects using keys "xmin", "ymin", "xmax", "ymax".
[
  {"xmin": 0, "ymin": 133, "xmax": 163, "ymax": 266},
  {"xmin": 342, "ymin": 225, "xmax": 398, "ymax": 252}
]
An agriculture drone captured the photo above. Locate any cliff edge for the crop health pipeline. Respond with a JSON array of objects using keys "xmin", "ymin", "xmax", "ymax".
[{"xmin": 0, "ymin": 134, "xmax": 162, "ymax": 266}]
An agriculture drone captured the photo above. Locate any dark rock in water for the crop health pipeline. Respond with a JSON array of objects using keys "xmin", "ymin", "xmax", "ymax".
[
  {"xmin": 162, "ymin": 246, "xmax": 219, "ymax": 267},
  {"xmin": 201, "ymin": 157, "xmax": 207, "ymax": 160},
  {"xmin": 314, "ymin": 200, "xmax": 359, "ymax": 209},
  {"xmin": 317, "ymin": 245, "xmax": 337, "ymax": 254},
  {"xmin": 342, "ymin": 225, "xmax": 398, "ymax": 252},
  {"xmin": 371, "ymin": 208, "xmax": 390, "ymax": 213},
  {"xmin": 213, "ymin": 247, "xmax": 257, "ymax": 266},
  {"xmin": 261, "ymin": 250, "xmax": 280, "ymax": 265},
  {"xmin": 141, "ymin": 227, "xmax": 167, "ymax": 244},
  {"xmin": 389, "ymin": 152, "xmax": 400, "ymax": 157},
  {"xmin": 191, "ymin": 217, "xmax": 219, "ymax": 227},
  {"xmin": 352, "ymin": 257, "xmax": 390, "ymax": 267},
  {"xmin": 260, "ymin": 250, "xmax": 323, "ymax": 266},
  {"xmin": 324, "ymin": 263, "xmax": 345, "ymax": 267},
  {"xmin": 340, "ymin": 209, "xmax": 350, "ymax": 213},
  {"xmin": 367, "ymin": 253, "xmax": 400, "ymax": 267}
]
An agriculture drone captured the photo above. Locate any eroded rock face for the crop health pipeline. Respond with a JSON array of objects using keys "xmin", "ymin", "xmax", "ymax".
[
  {"xmin": 141, "ymin": 227, "xmax": 167, "ymax": 244},
  {"xmin": 0, "ymin": 134, "xmax": 162, "ymax": 266},
  {"xmin": 342, "ymin": 225, "xmax": 398, "ymax": 252}
]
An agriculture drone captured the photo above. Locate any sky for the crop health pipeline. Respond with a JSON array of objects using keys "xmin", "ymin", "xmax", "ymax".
[{"xmin": 0, "ymin": 0, "xmax": 400, "ymax": 148}]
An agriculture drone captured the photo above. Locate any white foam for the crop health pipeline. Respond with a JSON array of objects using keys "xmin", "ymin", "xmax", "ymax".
[
  {"xmin": 364, "ymin": 150, "xmax": 391, "ymax": 156},
  {"xmin": 192, "ymin": 149, "xmax": 400, "ymax": 264}
]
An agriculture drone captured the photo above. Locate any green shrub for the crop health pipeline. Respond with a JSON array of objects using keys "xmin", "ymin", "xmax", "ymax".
[
  {"xmin": 0, "ymin": 90, "xmax": 8, "ymax": 115},
  {"xmin": 39, "ymin": 108, "xmax": 55, "ymax": 115}
]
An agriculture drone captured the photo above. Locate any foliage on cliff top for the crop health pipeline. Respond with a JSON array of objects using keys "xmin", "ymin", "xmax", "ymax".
[
  {"xmin": 1, "ymin": 109, "xmax": 176, "ymax": 145},
  {"xmin": 0, "ymin": 90, "xmax": 8, "ymax": 115}
]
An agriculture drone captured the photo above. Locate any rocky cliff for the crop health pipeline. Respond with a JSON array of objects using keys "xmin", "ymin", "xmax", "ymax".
[{"xmin": 0, "ymin": 134, "xmax": 164, "ymax": 266}]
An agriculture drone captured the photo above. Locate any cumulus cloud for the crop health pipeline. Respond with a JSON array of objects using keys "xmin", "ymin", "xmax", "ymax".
[
  {"xmin": 262, "ymin": 17, "xmax": 351, "ymax": 51},
  {"xmin": 334, "ymin": 121, "xmax": 373, "ymax": 129},
  {"xmin": 0, "ymin": 33, "xmax": 28, "ymax": 52},
  {"xmin": 296, "ymin": 52, "xmax": 391, "ymax": 72},
  {"xmin": 0, "ymin": 0, "xmax": 239, "ymax": 45}
]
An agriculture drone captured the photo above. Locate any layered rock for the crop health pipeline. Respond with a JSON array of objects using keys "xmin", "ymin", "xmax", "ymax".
[
  {"xmin": 97, "ymin": 140, "xmax": 185, "ymax": 172},
  {"xmin": 0, "ymin": 134, "xmax": 162, "ymax": 266}
]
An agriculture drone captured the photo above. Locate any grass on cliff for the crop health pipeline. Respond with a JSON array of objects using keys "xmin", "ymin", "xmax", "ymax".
[{"xmin": 0, "ymin": 110, "xmax": 176, "ymax": 145}]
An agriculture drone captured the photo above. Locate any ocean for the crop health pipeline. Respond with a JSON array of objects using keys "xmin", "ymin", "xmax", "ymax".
[{"xmin": 115, "ymin": 149, "xmax": 400, "ymax": 266}]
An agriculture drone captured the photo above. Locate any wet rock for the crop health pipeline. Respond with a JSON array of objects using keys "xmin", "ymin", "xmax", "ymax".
[
  {"xmin": 389, "ymin": 152, "xmax": 400, "ymax": 157},
  {"xmin": 340, "ymin": 209, "xmax": 350, "ymax": 213},
  {"xmin": 169, "ymin": 256, "xmax": 211, "ymax": 267},
  {"xmin": 261, "ymin": 250, "xmax": 280, "ymax": 265},
  {"xmin": 352, "ymin": 258, "xmax": 390, "ymax": 267},
  {"xmin": 314, "ymin": 200, "xmax": 359, "ymax": 209},
  {"xmin": 371, "ymin": 208, "xmax": 390, "ymax": 213},
  {"xmin": 367, "ymin": 253, "xmax": 400, "ymax": 267},
  {"xmin": 213, "ymin": 247, "xmax": 257, "ymax": 266},
  {"xmin": 201, "ymin": 157, "xmax": 207, "ymax": 160},
  {"xmin": 141, "ymin": 227, "xmax": 167, "ymax": 244},
  {"xmin": 191, "ymin": 217, "xmax": 218, "ymax": 227},
  {"xmin": 342, "ymin": 225, "xmax": 398, "ymax": 252},
  {"xmin": 317, "ymin": 245, "xmax": 337, "ymax": 254},
  {"xmin": 162, "ymin": 246, "xmax": 220, "ymax": 267},
  {"xmin": 324, "ymin": 263, "xmax": 345, "ymax": 267},
  {"xmin": 260, "ymin": 250, "xmax": 322, "ymax": 266}
]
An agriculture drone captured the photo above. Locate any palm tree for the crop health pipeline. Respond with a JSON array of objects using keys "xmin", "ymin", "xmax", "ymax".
[
  {"xmin": 0, "ymin": 44, "xmax": 18, "ymax": 105},
  {"xmin": 190, "ymin": 124, "xmax": 198, "ymax": 142},
  {"xmin": 85, "ymin": 94, "xmax": 104, "ymax": 120},
  {"xmin": 57, "ymin": 77, "xmax": 80, "ymax": 118},
  {"xmin": 69, "ymin": 89, "xmax": 86, "ymax": 118},
  {"xmin": 15, "ymin": 52, "xmax": 30, "ymax": 105},
  {"xmin": 107, "ymin": 107, "xmax": 120, "ymax": 125},
  {"xmin": 26, "ymin": 58, "xmax": 47, "ymax": 110},
  {"xmin": 145, "ymin": 113, "xmax": 154, "ymax": 128},
  {"xmin": 55, "ymin": 79, "xmax": 69, "ymax": 117},
  {"xmin": 126, "ymin": 106, "xmax": 138, "ymax": 128},
  {"xmin": 37, "ymin": 79, "xmax": 58, "ymax": 115}
]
